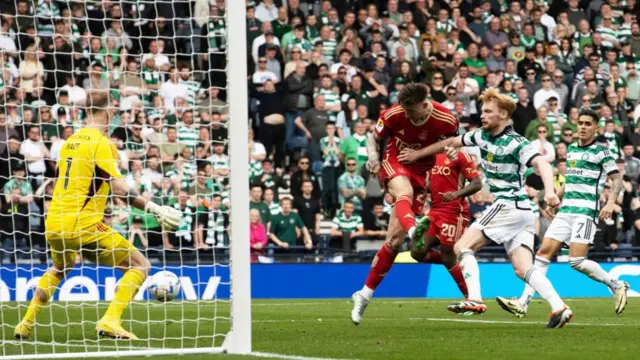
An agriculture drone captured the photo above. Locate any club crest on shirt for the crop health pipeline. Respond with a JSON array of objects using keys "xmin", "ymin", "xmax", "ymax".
[
  {"xmin": 495, "ymin": 146, "xmax": 504, "ymax": 155},
  {"xmin": 376, "ymin": 119, "xmax": 384, "ymax": 132},
  {"xmin": 418, "ymin": 131, "xmax": 428, "ymax": 140},
  {"xmin": 581, "ymin": 153, "xmax": 590, "ymax": 161}
]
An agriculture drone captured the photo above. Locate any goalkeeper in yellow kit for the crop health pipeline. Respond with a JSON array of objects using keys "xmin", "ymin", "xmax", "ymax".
[{"xmin": 14, "ymin": 91, "xmax": 182, "ymax": 340}]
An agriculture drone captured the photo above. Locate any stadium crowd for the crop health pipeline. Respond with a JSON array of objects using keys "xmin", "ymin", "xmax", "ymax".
[{"xmin": 0, "ymin": 0, "xmax": 639, "ymax": 263}]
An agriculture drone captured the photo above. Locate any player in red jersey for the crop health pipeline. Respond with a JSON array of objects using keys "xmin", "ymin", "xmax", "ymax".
[
  {"xmin": 351, "ymin": 83, "xmax": 461, "ymax": 325},
  {"xmin": 410, "ymin": 149, "xmax": 482, "ymax": 298}
]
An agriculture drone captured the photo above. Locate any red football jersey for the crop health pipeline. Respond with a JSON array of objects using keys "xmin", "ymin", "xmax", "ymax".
[
  {"xmin": 375, "ymin": 101, "xmax": 458, "ymax": 177},
  {"xmin": 429, "ymin": 151, "xmax": 479, "ymax": 214}
]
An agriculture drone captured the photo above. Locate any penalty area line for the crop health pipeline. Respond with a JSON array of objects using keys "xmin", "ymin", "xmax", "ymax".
[{"xmin": 250, "ymin": 351, "xmax": 356, "ymax": 360}]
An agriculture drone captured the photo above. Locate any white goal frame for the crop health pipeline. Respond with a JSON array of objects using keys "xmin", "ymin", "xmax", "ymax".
[{"xmin": 1, "ymin": 0, "xmax": 251, "ymax": 358}]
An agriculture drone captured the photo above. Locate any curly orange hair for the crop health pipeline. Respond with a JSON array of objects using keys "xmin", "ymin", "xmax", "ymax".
[{"xmin": 479, "ymin": 88, "xmax": 517, "ymax": 118}]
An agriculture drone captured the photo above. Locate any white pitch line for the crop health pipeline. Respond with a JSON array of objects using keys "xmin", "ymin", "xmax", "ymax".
[
  {"xmin": 251, "ymin": 299, "xmax": 619, "ymax": 306},
  {"xmin": 1, "ymin": 340, "xmax": 150, "ymax": 350},
  {"xmin": 250, "ymin": 351, "xmax": 356, "ymax": 360},
  {"xmin": 413, "ymin": 317, "xmax": 638, "ymax": 327},
  {"xmin": 252, "ymin": 316, "xmax": 639, "ymax": 327}
]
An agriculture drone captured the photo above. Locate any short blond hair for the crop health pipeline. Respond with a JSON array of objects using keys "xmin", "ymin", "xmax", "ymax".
[
  {"xmin": 479, "ymin": 88, "xmax": 517, "ymax": 118},
  {"xmin": 85, "ymin": 90, "xmax": 113, "ymax": 115}
]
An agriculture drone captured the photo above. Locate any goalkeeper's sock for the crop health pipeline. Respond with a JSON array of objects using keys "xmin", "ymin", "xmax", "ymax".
[
  {"xmin": 448, "ymin": 263, "xmax": 469, "ymax": 299},
  {"xmin": 394, "ymin": 195, "xmax": 415, "ymax": 233},
  {"xmin": 104, "ymin": 269, "xmax": 146, "ymax": 321},
  {"xmin": 24, "ymin": 272, "xmax": 61, "ymax": 324},
  {"xmin": 363, "ymin": 243, "xmax": 398, "ymax": 300},
  {"xmin": 524, "ymin": 267, "xmax": 565, "ymax": 312},
  {"xmin": 519, "ymin": 255, "xmax": 550, "ymax": 307},
  {"xmin": 458, "ymin": 249, "xmax": 482, "ymax": 301}
]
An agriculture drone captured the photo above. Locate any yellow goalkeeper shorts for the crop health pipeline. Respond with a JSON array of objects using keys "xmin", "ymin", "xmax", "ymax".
[{"xmin": 47, "ymin": 222, "xmax": 137, "ymax": 269}]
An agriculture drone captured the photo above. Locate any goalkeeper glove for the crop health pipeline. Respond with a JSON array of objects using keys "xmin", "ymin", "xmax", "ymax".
[{"xmin": 145, "ymin": 202, "xmax": 182, "ymax": 230}]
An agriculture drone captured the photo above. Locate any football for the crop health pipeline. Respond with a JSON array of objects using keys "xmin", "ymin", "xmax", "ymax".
[{"xmin": 148, "ymin": 271, "xmax": 181, "ymax": 302}]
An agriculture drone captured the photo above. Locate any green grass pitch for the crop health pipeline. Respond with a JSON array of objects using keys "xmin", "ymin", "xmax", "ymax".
[{"xmin": 2, "ymin": 298, "xmax": 640, "ymax": 360}]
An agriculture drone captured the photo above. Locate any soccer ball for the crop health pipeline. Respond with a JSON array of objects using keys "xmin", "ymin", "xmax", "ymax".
[{"xmin": 148, "ymin": 271, "xmax": 181, "ymax": 302}]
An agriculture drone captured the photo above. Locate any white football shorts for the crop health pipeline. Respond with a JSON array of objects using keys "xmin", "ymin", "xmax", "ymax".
[{"xmin": 471, "ymin": 201, "xmax": 536, "ymax": 254}]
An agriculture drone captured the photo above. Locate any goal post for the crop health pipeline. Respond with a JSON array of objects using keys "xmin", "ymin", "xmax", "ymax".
[
  {"xmin": 0, "ymin": 0, "xmax": 251, "ymax": 358},
  {"xmin": 224, "ymin": 0, "xmax": 252, "ymax": 355}
]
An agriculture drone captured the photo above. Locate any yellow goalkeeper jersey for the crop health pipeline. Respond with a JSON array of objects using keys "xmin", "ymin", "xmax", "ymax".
[{"xmin": 46, "ymin": 128, "xmax": 123, "ymax": 237}]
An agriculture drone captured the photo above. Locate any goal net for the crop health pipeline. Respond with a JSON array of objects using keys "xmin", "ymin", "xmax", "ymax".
[{"xmin": 0, "ymin": 0, "xmax": 250, "ymax": 358}]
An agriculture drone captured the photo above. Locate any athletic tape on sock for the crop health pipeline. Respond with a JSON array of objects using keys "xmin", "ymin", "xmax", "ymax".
[
  {"xmin": 569, "ymin": 257, "xmax": 585, "ymax": 269},
  {"xmin": 524, "ymin": 267, "xmax": 537, "ymax": 283},
  {"xmin": 534, "ymin": 255, "xmax": 551, "ymax": 265},
  {"xmin": 457, "ymin": 249, "xmax": 473, "ymax": 263}
]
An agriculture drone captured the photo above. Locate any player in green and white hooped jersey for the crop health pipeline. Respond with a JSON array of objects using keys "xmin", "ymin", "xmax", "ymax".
[
  {"xmin": 501, "ymin": 109, "xmax": 629, "ymax": 318},
  {"xmin": 398, "ymin": 88, "xmax": 571, "ymax": 328}
]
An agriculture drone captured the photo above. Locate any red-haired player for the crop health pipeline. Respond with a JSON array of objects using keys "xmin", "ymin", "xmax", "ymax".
[
  {"xmin": 410, "ymin": 149, "xmax": 482, "ymax": 298},
  {"xmin": 351, "ymin": 83, "xmax": 463, "ymax": 325}
]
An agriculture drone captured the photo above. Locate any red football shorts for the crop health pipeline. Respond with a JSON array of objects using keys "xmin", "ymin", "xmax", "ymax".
[
  {"xmin": 426, "ymin": 210, "xmax": 469, "ymax": 247},
  {"xmin": 379, "ymin": 156, "xmax": 428, "ymax": 214}
]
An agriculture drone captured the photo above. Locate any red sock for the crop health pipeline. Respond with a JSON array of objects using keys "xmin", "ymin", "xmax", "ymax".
[
  {"xmin": 448, "ymin": 263, "xmax": 469, "ymax": 299},
  {"xmin": 420, "ymin": 249, "xmax": 443, "ymax": 264},
  {"xmin": 364, "ymin": 243, "xmax": 398, "ymax": 290},
  {"xmin": 395, "ymin": 195, "xmax": 415, "ymax": 233}
]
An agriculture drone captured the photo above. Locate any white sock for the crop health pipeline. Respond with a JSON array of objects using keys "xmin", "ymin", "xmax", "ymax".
[
  {"xmin": 458, "ymin": 249, "xmax": 482, "ymax": 301},
  {"xmin": 524, "ymin": 267, "xmax": 565, "ymax": 312},
  {"xmin": 569, "ymin": 257, "xmax": 621, "ymax": 291},
  {"xmin": 407, "ymin": 226, "xmax": 416, "ymax": 240},
  {"xmin": 519, "ymin": 255, "xmax": 550, "ymax": 307},
  {"xmin": 360, "ymin": 286, "xmax": 374, "ymax": 301}
]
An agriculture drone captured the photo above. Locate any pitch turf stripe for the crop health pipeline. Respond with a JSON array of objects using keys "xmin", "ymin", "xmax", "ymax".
[{"xmin": 251, "ymin": 351, "xmax": 356, "ymax": 360}]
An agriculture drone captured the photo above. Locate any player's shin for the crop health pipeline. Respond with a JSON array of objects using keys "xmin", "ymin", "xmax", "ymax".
[
  {"xmin": 23, "ymin": 271, "xmax": 62, "ymax": 325},
  {"xmin": 523, "ymin": 267, "xmax": 565, "ymax": 312},
  {"xmin": 439, "ymin": 248, "xmax": 468, "ymax": 298},
  {"xmin": 448, "ymin": 263, "xmax": 469, "ymax": 299},
  {"xmin": 457, "ymin": 249, "xmax": 482, "ymax": 301},
  {"xmin": 394, "ymin": 195, "xmax": 416, "ymax": 235},
  {"xmin": 104, "ymin": 269, "xmax": 147, "ymax": 320},
  {"xmin": 363, "ymin": 242, "xmax": 398, "ymax": 300},
  {"xmin": 569, "ymin": 257, "xmax": 621, "ymax": 291},
  {"xmin": 519, "ymin": 255, "xmax": 550, "ymax": 307}
]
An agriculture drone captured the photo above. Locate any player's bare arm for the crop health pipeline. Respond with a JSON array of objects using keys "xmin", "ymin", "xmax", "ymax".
[
  {"xmin": 442, "ymin": 177, "xmax": 482, "ymax": 202},
  {"xmin": 397, "ymin": 136, "xmax": 463, "ymax": 164},
  {"xmin": 530, "ymin": 156, "xmax": 560, "ymax": 208},
  {"xmin": 366, "ymin": 132, "xmax": 381, "ymax": 176},
  {"xmin": 600, "ymin": 172, "xmax": 622, "ymax": 220}
]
